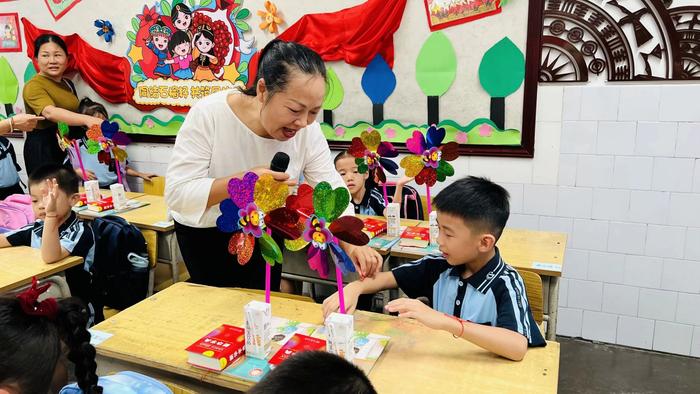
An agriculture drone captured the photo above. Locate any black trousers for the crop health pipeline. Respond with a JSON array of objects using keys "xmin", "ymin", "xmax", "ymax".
[
  {"xmin": 24, "ymin": 128, "xmax": 71, "ymax": 177},
  {"xmin": 0, "ymin": 182, "xmax": 23, "ymax": 200},
  {"xmin": 174, "ymin": 221, "xmax": 282, "ymax": 290}
]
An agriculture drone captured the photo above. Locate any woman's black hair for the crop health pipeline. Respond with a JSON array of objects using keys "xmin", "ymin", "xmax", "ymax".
[
  {"xmin": 239, "ymin": 39, "xmax": 326, "ymax": 98},
  {"xmin": 33, "ymin": 34, "xmax": 68, "ymax": 58},
  {"xmin": 170, "ymin": 2, "xmax": 192, "ymax": 22},
  {"xmin": 0, "ymin": 296, "xmax": 102, "ymax": 394},
  {"xmin": 168, "ymin": 30, "xmax": 191, "ymax": 56},
  {"xmin": 78, "ymin": 97, "xmax": 109, "ymax": 119}
]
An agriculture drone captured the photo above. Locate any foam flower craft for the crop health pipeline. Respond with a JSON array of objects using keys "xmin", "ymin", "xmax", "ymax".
[
  {"xmin": 86, "ymin": 121, "xmax": 131, "ymax": 160},
  {"xmin": 94, "ymin": 20, "xmax": 115, "ymax": 43},
  {"xmin": 257, "ymin": 1, "xmax": 284, "ymax": 34},
  {"xmin": 216, "ymin": 172, "xmax": 302, "ymax": 265},
  {"xmin": 347, "ymin": 129, "xmax": 399, "ymax": 183},
  {"xmin": 400, "ymin": 125, "xmax": 459, "ymax": 186},
  {"xmin": 284, "ymin": 182, "xmax": 369, "ymax": 279}
]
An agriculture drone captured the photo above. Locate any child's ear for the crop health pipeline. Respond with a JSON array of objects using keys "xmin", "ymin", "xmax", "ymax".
[
  {"xmin": 69, "ymin": 193, "xmax": 80, "ymax": 205},
  {"xmin": 478, "ymin": 233, "xmax": 497, "ymax": 252}
]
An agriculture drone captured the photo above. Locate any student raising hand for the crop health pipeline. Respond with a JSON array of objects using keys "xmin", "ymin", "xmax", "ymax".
[{"xmin": 43, "ymin": 178, "xmax": 59, "ymax": 217}]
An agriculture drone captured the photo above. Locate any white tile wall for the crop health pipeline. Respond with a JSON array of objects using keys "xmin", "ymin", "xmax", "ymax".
[
  {"xmin": 652, "ymin": 158, "xmax": 694, "ymax": 192},
  {"xmin": 596, "ymin": 122, "xmax": 636, "ymax": 155},
  {"xmin": 580, "ymin": 87, "xmax": 620, "ymax": 121},
  {"xmin": 568, "ymin": 279, "xmax": 603, "ymax": 311},
  {"xmin": 562, "ymin": 249, "xmax": 589, "ymax": 280},
  {"xmin": 668, "ymin": 193, "xmax": 700, "ymax": 227},
  {"xmin": 617, "ymin": 316, "xmax": 655, "ymax": 350},
  {"xmin": 601, "ymin": 283, "xmax": 639, "ymax": 316},
  {"xmin": 561, "ymin": 121, "xmax": 597, "ymax": 154},
  {"xmin": 523, "ymin": 184, "xmax": 558, "ymax": 216},
  {"xmin": 562, "ymin": 86, "xmax": 582, "ymax": 121},
  {"xmin": 653, "ymin": 321, "xmax": 693, "ymax": 355},
  {"xmin": 573, "ymin": 219, "xmax": 609, "ymax": 251},
  {"xmin": 624, "ymin": 255, "xmax": 663, "ymax": 289},
  {"xmin": 588, "ymin": 252, "xmax": 625, "ymax": 284},
  {"xmin": 628, "ymin": 191, "xmax": 669, "ymax": 224},
  {"xmin": 659, "ymin": 86, "xmax": 700, "ymax": 122},
  {"xmin": 591, "ymin": 188, "xmax": 630, "ymax": 221},
  {"xmin": 675, "ymin": 293, "xmax": 700, "ymax": 326},
  {"xmin": 613, "ymin": 156, "xmax": 654, "ymax": 190},
  {"xmin": 556, "ymin": 186, "xmax": 593, "ymax": 218},
  {"xmin": 607, "ymin": 222, "xmax": 646, "ymax": 255},
  {"xmin": 576, "ymin": 155, "xmax": 614, "ymax": 188},
  {"xmin": 638, "ymin": 289, "xmax": 678, "ymax": 321},
  {"xmin": 618, "ymin": 86, "xmax": 661, "ymax": 121},
  {"xmin": 661, "ymin": 259, "xmax": 700, "ymax": 293},
  {"xmin": 558, "ymin": 154, "xmax": 577, "ymax": 186},
  {"xmin": 675, "ymin": 123, "xmax": 700, "ymax": 158},
  {"xmin": 692, "ymin": 327, "xmax": 700, "ymax": 357},
  {"xmin": 685, "ymin": 228, "xmax": 700, "ymax": 260},
  {"xmin": 693, "ymin": 159, "xmax": 700, "ymax": 193},
  {"xmin": 645, "ymin": 225, "xmax": 685, "ymax": 259},
  {"xmin": 635, "ymin": 122, "xmax": 677, "ymax": 157},
  {"xmin": 582, "ymin": 310, "xmax": 618, "ymax": 342},
  {"xmin": 539, "ymin": 216, "xmax": 574, "ymax": 235},
  {"xmin": 556, "ymin": 307, "xmax": 583, "ymax": 337}
]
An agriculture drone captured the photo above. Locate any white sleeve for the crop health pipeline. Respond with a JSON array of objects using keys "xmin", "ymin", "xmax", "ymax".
[
  {"xmin": 164, "ymin": 106, "xmax": 216, "ymax": 225},
  {"xmin": 302, "ymin": 124, "xmax": 354, "ymax": 217}
]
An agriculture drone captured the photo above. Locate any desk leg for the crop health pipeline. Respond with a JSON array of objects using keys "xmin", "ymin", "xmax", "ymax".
[
  {"xmin": 168, "ymin": 233, "xmax": 180, "ymax": 284},
  {"xmin": 546, "ymin": 276, "xmax": 560, "ymax": 340}
]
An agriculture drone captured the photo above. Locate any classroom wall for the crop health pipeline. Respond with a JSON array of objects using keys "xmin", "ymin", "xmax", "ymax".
[{"xmin": 7, "ymin": 1, "xmax": 700, "ymax": 357}]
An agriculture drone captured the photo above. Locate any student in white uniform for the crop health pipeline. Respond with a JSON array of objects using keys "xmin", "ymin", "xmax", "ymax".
[{"xmin": 165, "ymin": 39, "xmax": 383, "ymax": 289}]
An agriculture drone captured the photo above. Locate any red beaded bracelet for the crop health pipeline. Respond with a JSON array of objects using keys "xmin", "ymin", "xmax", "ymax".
[{"xmin": 444, "ymin": 313, "xmax": 467, "ymax": 338}]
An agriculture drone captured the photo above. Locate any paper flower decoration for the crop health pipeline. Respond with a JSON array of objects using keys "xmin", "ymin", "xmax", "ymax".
[
  {"xmin": 216, "ymin": 172, "xmax": 302, "ymax": 265},
  {"xmin": 284, "ymin": 182, "xmax": 369, "ymax": 279},
  {"xmin": 400, "ymin": 125, "xmax": 459, "ymax": 186},
  {"xmin": 94, "ymin": 20, "xmax": 115, "ymax": 43},
  {"xmin": 347, "ymin": 129, "xmax": 399, "ymax": 183},
  {"xmin": 257, "ymin": 1, "xmax": 283, "ymax": 33},
  {"xmin": 86, "ymin": 121, "xmax": 131, "ymax": 161}
]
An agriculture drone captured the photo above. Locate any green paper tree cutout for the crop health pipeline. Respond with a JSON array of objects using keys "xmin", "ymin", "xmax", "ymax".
[
  {"xmin": 322, "ymin": 66, "xmax": 344, "ymax": 125},
  {"xmin": 24, "ymin": 62, "xmax": 37, "ymax": 83},
  {"xmin": 416, "ymin": 32, "xmax": 457, "ymax": 126},
  {"xmin": 478, "ymin": 37, "xmax": 525, "ymax": 130},
  {"xmin": 0, "ymin": 57, "xmax": 18, "ymax": 116}
]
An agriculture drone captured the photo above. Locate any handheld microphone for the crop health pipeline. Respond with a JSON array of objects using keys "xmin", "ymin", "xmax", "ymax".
[{"xmin": 270, "ymin": 152, "xmax": 290, "ymax": 173}]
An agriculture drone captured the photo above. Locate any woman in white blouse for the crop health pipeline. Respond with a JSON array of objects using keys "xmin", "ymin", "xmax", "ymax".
[{"xmin": 165, "ymin": 40, "xmax": 383, "ymax": 289}]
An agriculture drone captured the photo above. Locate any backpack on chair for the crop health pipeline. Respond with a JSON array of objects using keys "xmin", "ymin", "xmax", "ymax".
[
  {"xmin": 91, "ymin": 216, "xmax": 150, "ymax": 312},
  {"xmin": 384, "ymin": 184, "xmax": 425, "ymax": 220},
  {"xmin": 0, "ymin": 194, "xmax": 34, "ymax": 232}
]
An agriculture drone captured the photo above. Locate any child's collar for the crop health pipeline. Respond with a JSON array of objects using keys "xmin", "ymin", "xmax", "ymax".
[{"xmin": 449, "ymin": 248, "xmax": 504, "ymax": 294}]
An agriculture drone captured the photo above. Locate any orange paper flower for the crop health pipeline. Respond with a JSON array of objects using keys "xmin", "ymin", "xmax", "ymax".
[{"xmin": 257, "ymin": 1, "xmax": 283, "ymax": 34}]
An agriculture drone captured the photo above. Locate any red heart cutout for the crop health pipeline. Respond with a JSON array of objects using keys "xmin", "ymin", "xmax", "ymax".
[
  {"xmin": 329, "ymin": 216, "xmax": 370, "ymax": 246},
  {"xmin": 286, "ymin": 184, "xmax": 314, "ymax": 217}
]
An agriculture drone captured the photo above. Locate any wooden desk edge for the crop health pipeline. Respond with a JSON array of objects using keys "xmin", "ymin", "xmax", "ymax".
[{"xmin": 0, "ymin": 255, "xmax": 83, "ymax": 293}]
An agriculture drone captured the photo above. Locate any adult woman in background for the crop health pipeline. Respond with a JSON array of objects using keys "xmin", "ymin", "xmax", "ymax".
[
  {"xmin": 166, "ymin": 39, "xmax": 382, "ymax": 289},
  {"xmin": 22, "ymin": 34, "xmax": 103, "ymax": 176}
]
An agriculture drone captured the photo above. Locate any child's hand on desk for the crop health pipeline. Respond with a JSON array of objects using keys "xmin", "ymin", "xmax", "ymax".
[
  {"xmin": 322, "ymin": 283, "xmax": 362, "ymax": 317},
  {"xmin": 385, "ymin": 298, "xmax": 445, "ymax": 330}
]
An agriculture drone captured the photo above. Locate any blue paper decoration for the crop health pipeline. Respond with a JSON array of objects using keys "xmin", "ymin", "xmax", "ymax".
[{"xmin": 361, "ymin": 54, "xmax": 396, "ymax": 105}]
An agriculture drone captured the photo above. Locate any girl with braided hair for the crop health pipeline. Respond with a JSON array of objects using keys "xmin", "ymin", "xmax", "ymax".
[{"xmin": 0, "ymin": 278, "xmax": 101, "ymax": 394}]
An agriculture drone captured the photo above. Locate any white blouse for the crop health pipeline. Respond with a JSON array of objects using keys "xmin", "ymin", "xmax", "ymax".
[{"xmin": 165, "ymin": 90, "xmax": 351, "ymax": 228}]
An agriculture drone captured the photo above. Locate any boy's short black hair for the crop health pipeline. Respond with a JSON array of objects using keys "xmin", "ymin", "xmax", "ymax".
[
  {"xmin": 433, "ymin": 176, "xmax": 510, "ymax": 239},
  {"xmin": 249, "ymin": 351, "xmax": 377, "ymax": 394},
  {"xmin": 29, "ymin": 164, "xmax": 80, "ymax": 195}
]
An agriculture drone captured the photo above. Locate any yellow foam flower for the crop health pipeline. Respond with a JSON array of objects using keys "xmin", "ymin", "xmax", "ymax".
[{"xmin": 257, "ymin": 1, "xmax": 284, "ymax": 34}]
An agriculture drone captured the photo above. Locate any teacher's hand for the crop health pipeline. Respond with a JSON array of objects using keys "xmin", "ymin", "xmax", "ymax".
[
  {"xmin": 84, "ymin": 116, "xmax": 104, "ymax": 128},
  {"xmin": 251, "ymin": 166, "xmax": 297, "ymax": 186},
  {"xmin": 346, "ymin": 244, "xmax": 383, "ymax": 279},
  {"xmin": 11, "ymin": 114, "xmax": 45, "ymax": 132}
]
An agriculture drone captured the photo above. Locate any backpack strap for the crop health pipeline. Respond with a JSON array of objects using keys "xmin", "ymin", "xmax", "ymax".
[{"xmin": 63, "ymin": 78, "xmax": 77, "ymax": 96}]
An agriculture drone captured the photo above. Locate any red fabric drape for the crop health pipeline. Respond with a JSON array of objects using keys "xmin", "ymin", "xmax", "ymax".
[
  {"xmin": 278, "ymin": 0, "xmax": 407, "ymax": 68},
  {"xmin": 22, "ymin": 18, "xmax": 173, "ymax": 113}
]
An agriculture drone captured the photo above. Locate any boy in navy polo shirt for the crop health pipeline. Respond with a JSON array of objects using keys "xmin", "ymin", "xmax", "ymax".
[
  {"xmin": 0, "ymin": 164, "xmax": 95, "ymax": 306},
  {"xmin": 323, "ymin": 176, "xmax": 545, "ymax": 361}
]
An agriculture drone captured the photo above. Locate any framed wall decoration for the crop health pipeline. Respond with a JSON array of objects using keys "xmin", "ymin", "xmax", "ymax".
[
  {"xmin": 43, "ymin": 0, "xmax": 82, "ymax": 21},
  {"xmin": 0, "ymin": 13, "xmax": 21, "ymax": 53}
]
